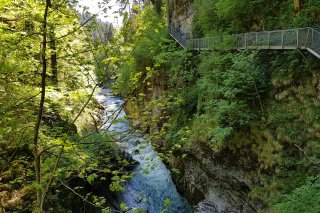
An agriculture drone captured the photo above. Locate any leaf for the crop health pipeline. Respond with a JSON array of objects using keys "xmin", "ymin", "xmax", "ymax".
[
  {"xmin": 164, "ymin": 198, "xmax": 171, "ymax": 207},
  {"xmin": 120, "ymin": 202, "xmax": 128, "ymax": 211},
  {"xmin": 87, "ymin": 173, "xmax": 98, "ymax": 184}
]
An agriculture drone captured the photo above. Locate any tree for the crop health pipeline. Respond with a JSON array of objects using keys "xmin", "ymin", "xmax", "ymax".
[
  {"xmin": 0, "ymin": 0, "xmax": 106, "ymax": 211},
  {"xmin": 294, "ymin": 0, "xmax": 303, "ymax": 12},
  {"xmin": 33, "ymin": 0, "xmax": 50, "ymax": 209}
]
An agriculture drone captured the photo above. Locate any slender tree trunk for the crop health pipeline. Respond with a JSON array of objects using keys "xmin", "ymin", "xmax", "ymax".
[
  {"xmin": 49, "ymin": 29, "xmax": 58, "ymax": 85},
  {"xmin": 33, "ymin": 0, "xmax": 49, "ymax": 211},
  {"xmin": 294, "ymin": 0, "xmax": 302, "ymax": 12},
  {"xmin": 150, "ymin": 0, "xmax": 162, "ymax": 14}
]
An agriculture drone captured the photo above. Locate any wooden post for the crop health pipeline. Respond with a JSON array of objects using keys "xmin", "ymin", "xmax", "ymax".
[{"xmin": 256, "ymin": 32, "xmax": 258, "ymax": 48}]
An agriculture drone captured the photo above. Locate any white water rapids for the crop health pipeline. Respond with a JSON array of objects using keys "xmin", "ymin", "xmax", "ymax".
[{"xmin": 96, "ymin": 87, "xmax": 192, "ymax": 213}]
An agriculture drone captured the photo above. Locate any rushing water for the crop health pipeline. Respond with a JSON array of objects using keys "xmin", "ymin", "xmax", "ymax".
[{"xmin": 96, "ymin": 87, "xmax": 192, "ymax": 213}]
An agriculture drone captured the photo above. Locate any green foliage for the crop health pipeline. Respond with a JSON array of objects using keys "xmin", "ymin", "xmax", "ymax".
[
  {"xmin": 193, "ymin": 0, "xmax": 295, "ymax": 34},
  {"xmin": 192, "ymin": 0, "xmax": 219, "ymax": 36},
  {"xmin": 160, "ymin": 197, "xmax": 172, "ymax": 213},
  {"xmin": 120, "ymin": 202, "xmax": 128, "ymax": 211},
  {"xmin": 271, "ymin": 176, "xmax": 320, "ymax": 213},
  {"xmin": 155, "ymin": 47, "xmax": 197, "ymax": 89},
  {"xmin": 191, "ymin": 52, "xmax": 267, "ymax": 150},
  {"xmin": 111, "ymin": 0, "xmax": 320, "ymax": 212},
  {"xmin": 291, "ymin": 0, "xmax": 320, "ymax": 27},
  {"xmin": 111, "ymin": 4, "xmax": 168, "ymax": 96},
  {"xmin": 0, "ymin": 0, "xmax": 134, "ymax": 211}
]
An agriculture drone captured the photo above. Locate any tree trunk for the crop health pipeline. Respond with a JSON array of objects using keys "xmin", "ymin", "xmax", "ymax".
[
  {"xmin": 49, "ymin": 29, "xmax": 58, "ymax": 85},
  {"xmin": 294, "ymin": 0, "xmax": 302, "ymax": 12},
  {"xmin": 150, "ymin": 0, "xmax": 162, "ymax": 14},
  {"xmin": 33, "ymin": 0, "xmax": 49, "ymax": 211}
]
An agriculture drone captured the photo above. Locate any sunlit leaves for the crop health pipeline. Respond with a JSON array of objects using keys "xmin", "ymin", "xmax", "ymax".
[
  {"xmin": 112, "ymin": 4, "xmax": 168, "ymax": 96},
  {"xmin": 0, "ymin": 0, "xmax": 114, "ymax": 211}
]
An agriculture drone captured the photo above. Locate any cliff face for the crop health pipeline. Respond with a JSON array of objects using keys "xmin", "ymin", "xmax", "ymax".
[
  {"xmin": 170, "ymin": 0, "xmax": 194, "ymax": 37},
  {"xmin": 170, "ymin": 144, "xmax": 259, "ymax": 213}
]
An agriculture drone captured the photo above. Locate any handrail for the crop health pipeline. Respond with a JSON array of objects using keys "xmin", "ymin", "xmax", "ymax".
[
  {"xmin": 169, "ymin": 25, "xmax": 188, "ymax": 48},
  {"xmin": 168, "ymin": 26, "xmax": 320, "ymax": 59}
]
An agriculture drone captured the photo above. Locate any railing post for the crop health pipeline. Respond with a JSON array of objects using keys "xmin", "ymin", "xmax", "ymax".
[
  {"xmin": 305, "ymin": 28, "xmax": 310, "ymax": 47},
  {"xmin": 236, "ymin": 35, "xmax": 238, "ymax": 49},
  {"xmin": 312, "ymin": 29, "xmax": 314, "ymax": 46},
  {"xmin": 245, "ymin": 33, "xmax": 247, "ymax": 48},
  {"xmin": 281, "ymin": 31, "xmax": 284, "ymax": 49},
  {"xmin": 235, "ymin": 35, "xmax": 238, "ymax": 49},
  {"xmin": 268, "ymin": 32, "xmax": 270, "ymax": 49},
  {"xmin": 296, "ymin": 29, "xmax": 299, "ymax": 48},
  {"xmin": 256, "ymin": 32, "xmax": 258, "ymax": 48}
]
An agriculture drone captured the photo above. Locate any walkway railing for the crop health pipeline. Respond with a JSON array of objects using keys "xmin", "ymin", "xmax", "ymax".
[
  {"xmin": 169, "ymin": 26, "xmax": 320, "ymax": 59},
  {"xmin": 168, "ymin": 25, "xmax": 188, "ymax": 49}
]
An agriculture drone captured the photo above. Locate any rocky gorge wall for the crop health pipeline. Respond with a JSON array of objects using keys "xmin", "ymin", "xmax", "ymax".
[
  {"xmin": 170, "ymin": 143, "xmax": 260, "ymax": 213},
  {"xmin": 169, "ymin": 0, "xmax": 194, "ymax": 37}
]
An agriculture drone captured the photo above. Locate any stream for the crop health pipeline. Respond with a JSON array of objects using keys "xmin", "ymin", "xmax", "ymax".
[{"xmin": 96, "ymin": 87, "xmax": 192, "ymax": 213}]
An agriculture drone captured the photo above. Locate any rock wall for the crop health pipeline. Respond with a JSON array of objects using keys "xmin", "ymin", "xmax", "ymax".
[
  {"xmin": 170, "ymin": 0, "xmax": 194, "ymax": 38},
  {"xmin": 170, "ymin": 143, "xmax": 260, "ymax": 213}
]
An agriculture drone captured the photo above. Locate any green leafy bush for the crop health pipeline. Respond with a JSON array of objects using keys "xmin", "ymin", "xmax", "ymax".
[{"xmin": 271, "ymin": 176, "xmax": 320, "ymax": 213}]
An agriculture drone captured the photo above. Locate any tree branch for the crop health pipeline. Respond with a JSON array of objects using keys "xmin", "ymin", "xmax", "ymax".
[
  {"xmin": 57, "ymin": 179, "xmax": 101, "ymax": 209},
  {"xmin": 1, "ymin": 92, "xmax": 41, "ymax": 115}
]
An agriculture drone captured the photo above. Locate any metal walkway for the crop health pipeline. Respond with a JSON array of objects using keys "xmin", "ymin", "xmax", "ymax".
[{"xmin": 169, "ymin": 26, "xmax": 320, "ymax": 59}]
